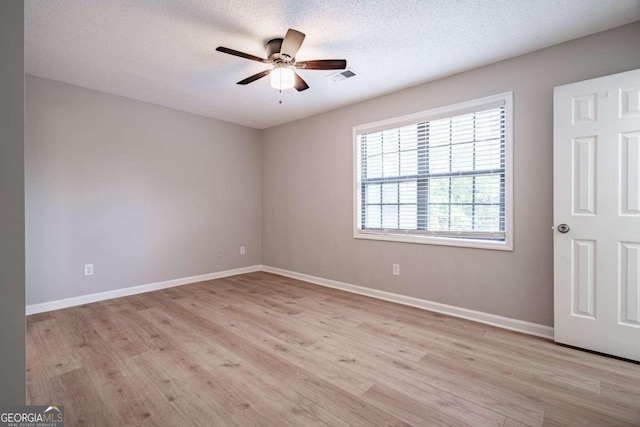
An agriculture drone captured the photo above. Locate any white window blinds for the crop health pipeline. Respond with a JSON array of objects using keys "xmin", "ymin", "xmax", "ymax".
[{"xmin": 355, "ymin": 94, "xmax": 511, "ymax": 245}]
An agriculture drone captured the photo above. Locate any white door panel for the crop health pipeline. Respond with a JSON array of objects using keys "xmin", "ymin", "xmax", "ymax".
[{"xmin": 554, "ymin": 69, "xmax": 640, "ymax": 362}]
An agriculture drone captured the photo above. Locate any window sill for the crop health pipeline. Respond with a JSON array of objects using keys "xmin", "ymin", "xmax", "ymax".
[{"xmin": 354, "ymin": 230, "xmax": 513, "ymax": 251}]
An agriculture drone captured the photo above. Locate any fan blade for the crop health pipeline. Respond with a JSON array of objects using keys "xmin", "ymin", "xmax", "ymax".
[
  {"xmin": 295, "ymin": 59, "xmax": 347, "ymax": 70},
  {"xmin": 216, "ymin": 46, "xmax": 266, "ymax": 63},
  {"xmin": 294, "ymin": 73, "xmax": 309, "ymax": 92},
  {"xmin": 280, "ymin": 29, "xmax": 305, "ymax": 59},
  {"xmin": 237, "ymin": 69, "xmax": 271, "ymax": 85}
]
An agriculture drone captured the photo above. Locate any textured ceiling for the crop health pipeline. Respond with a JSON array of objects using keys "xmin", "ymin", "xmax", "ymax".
[{"xmin": 25, "ymin": 0, "xmax": 640, "ymax": 129}]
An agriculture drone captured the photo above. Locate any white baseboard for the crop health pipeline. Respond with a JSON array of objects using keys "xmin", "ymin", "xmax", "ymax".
[
  {"xmin": 26, "ymin": 263, "xmax": 554, "ymax": 340},
  {"xmin": 261, "ymin": 265, "xmax": 554, "ymax": 340},
  {"xmin": 26, "ymin": 265, "xmax": 262, "ymax": 315}
]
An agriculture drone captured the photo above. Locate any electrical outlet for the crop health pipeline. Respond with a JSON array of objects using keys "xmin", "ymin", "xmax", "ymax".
[
  {"xmin": 84, "ymin": 264, "xmax": 94, "ymax": 276},
  {"xmin": 392, "ymin": 264, "xmax": 400, "ymax": 276},
  {"xmin": 240, "ymin": 246, "xmax": 246, "ymax": 255}
]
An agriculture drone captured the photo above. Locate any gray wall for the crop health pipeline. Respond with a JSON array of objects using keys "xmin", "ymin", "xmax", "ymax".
[
  {"xmin": 0, "ymin": 0, "xmax": 26, "ymax": 405},
  {"xmin": 262, "ymin": 22, "xmax": 640, "ymax": 327},
  {"xmin": 25, "ymin": 75, "xmax": 262, "ymax": 305}
]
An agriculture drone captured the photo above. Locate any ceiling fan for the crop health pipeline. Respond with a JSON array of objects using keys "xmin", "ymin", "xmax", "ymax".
[{"xmin": 216, "ymin": 29, "xmax": 347, "ymax": 92}]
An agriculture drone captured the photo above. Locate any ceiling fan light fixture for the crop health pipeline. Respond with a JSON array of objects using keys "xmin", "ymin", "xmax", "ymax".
[
  {"xmin": 270, "ymin": 66, "xmax": 295, "ymax": 90},
  {"xmin": 216, "ymin": 28, "xmax": 346, "ymax": 93}
]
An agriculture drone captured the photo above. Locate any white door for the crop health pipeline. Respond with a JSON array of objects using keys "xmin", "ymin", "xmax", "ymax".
[{"xmin": 554, "ymin": 69, "xmax": 640, "ymax": 362}]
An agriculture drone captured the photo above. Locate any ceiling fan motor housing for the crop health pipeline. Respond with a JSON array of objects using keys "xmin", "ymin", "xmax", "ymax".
[{"xmin": 266, "ymin": 38, "xmax": 288, "ymax": 63}]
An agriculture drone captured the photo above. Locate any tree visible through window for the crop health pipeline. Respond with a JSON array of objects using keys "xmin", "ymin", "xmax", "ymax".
[{"xmin": 355, "ymin": 93, "xmax": 512, "ymax": 248}]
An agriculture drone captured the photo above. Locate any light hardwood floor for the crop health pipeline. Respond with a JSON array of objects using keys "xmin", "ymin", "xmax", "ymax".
[{"xmin": 27, "ymin": 272, "xmax": 640, "ymax": 426}]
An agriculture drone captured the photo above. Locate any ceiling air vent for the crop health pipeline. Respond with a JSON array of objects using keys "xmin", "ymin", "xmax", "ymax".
[{"xmin": 328, "ymin": 68, "xmax": 358, "ymax": 82}]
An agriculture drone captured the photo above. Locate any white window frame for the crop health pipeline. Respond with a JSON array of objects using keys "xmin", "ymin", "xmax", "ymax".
[{"xmin": 352, "ymin": 92, "xmax": 514, "ymax": 251}]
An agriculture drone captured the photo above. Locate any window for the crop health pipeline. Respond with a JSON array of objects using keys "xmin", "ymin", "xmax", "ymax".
[{"xmin": 354, "ymin": 92, "xmax": 513, "ymax": 250}]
